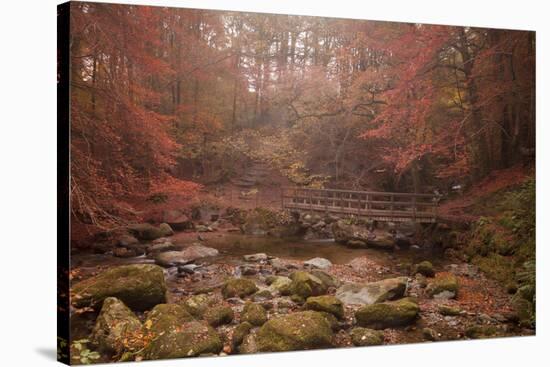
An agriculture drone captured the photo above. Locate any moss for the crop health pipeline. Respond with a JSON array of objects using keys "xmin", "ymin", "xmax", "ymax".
[
  {"xmin": 438, "ymin": 305, "xmax": 461, "ymax": 316},
  {"xmin": 71, "ymin": 264, "xmax": 167, "ymax": 311},
  {"xmin": 290, "ymin": 294, "xmax": 305, "ymax": 304},
  {"xmin": 413, "ymin": 261, "xmax": 435, "ymax": 277},
  {"xmin": 203, "ymin": 305, "xmax": 234, "ymax": 327},
  {"xmin": 145, "ymin": 304, "xmax": 194, "ymax": 334},
  {"xmin": 426, "ymin": 275, "xmax": 459, "ymax": 299},
  {"xmin": 141, "ymin": 321, "xmax": 222, "ymax": 360},
  {"xmin": 180, "ymin": 294, "xmax": 216, "ymax": 318},
  {"xmin": 355, "ymin": 299, "xmax": 419, "ymax": 329},
  {"xmin": 350, "ymin": 327, "xmax": 384, "ymax": 346},
  {"xmin": 241, "ymin": 302, "xmax": 268, "ymax": 326},
  {"xmin": 91, "ymin": 297, "xmax": 142, "ymax": 354},
  {"xmin": 304, "ymin": 295, "xmax": 344, "ymax": 319},
  {"xmin": 465, "ymin": 325, "xmax": 499, "ymax": 339},
  {"xmin": 221, "ymin": 278, "xmax": 259, "ymax": 299},
  {"xmin": 309, "ymin": 270, "xmax": 341, "ymax": 288},
  {"xmin": 288, "ymin": 271, "xmax": 327, "ymax": 298},
  {"xmin": 256, "ymin": 311, "xmax": 333, "ymax": 352},
  {"xmin": 232, "ymin": 322, "xmax": 253, "ymax": 349},
  {"xmin": 268, "ymin": 276, "xmax": 292, "ymax": 295},
  {"xmin": 472, "ymin": 253, "xmax": 515, "ymax": 285}
]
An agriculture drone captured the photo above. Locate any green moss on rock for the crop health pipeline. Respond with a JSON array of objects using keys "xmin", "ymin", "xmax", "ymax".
[
  {"xmin": 232, "ymin": 321, "xmax": 253, "ymax": 349},
  {"xmin": 426, "ymin": 275, "xmax": 459, "ymax": 299},
  {"xmin": 91, "ymin": 297, "xmax": 142, "ymax": 353},
  {"xmin": 221, "ymin": 278, "xmax": 258, "ymax": 299},
  {"xmin": 350, "ymin": 327, "xmax": 384, "ymax": 346},
  {"xmin": 288, "ymin": 271, "xmax": 327, "ymax": 299},
  {"xmin": 203, "ymin": 305, "xmax": 234, "ymax": 327},
  {"xmin": 71, "ymin": 264, "xmax": 167, "ymax": 311},
  {"xmin": 438, "ymin": 305, "xmax": 461, "ymax": 316},
  {"xmin": 256, "ymin": 311, "xmax": 333, "ymax": 352},
  {"xmin": 141, "ymin": 321, "xmax": 222, "ymax": 360},
  {"xmin": 305, "ymin": 295, "xmax": 344, "ymax": 319},
  {"xmin": 145, "ymin": 303, "xmax": 194, "ymax": 334},
  {"xmin": 241, "ymin": 302, "xmax": 268, "ymax": 326},
  {"xmin": 413, "ymin": 261, "xmax": 435, "ymax": 277},
  {"xmin": 180, "ymin": 294, "xmax": 216, "ymax": 318},
  {"xmin": 127, "ymin": 223, "xmax": 164, "ymax": 241},
  {"xmin": 355, "ymin": 299, "xmax": 419, "ymax": 329}
]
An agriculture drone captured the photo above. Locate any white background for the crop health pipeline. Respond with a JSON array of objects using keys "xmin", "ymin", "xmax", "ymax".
[{"xmin": 0, "ymin": 0, "xmax": 546, "ymax": 365}]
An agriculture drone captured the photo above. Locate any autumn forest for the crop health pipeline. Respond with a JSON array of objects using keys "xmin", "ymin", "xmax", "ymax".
[{"xmin": 62, "ymin": 1, "xmax": 536, "ymax": 364}]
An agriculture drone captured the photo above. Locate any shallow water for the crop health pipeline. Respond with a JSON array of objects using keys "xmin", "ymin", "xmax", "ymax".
[{"xmin": 72, "ymin": 233, "xmax": 447, "ymax": 270}]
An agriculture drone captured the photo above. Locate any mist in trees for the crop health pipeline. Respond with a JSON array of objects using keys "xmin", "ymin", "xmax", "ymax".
[{"xmin": 69, "ymin": 2, "xmax": 535, "ymax": 227}]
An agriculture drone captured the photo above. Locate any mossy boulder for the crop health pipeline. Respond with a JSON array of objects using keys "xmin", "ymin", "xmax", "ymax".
[
  {"xmin": 288, "ymin": 271, "xmax": 328, "ymax": 299},
  {"xmin": 355, "ymin": 299, "xmax": 419, "ymax": 329},
  {"xmin": 256, "ymin": 311, "xmax": 333, "ymax": 352},
  {"xmin": 350, "ymin": 327, "xmax": 384, "ymax": 346},
  {"xmin": 141, "ymin": 321, "xmax": 222, "ymax": 360},
  {"xmin": 222, "ymin": 278, "xmax": 259, "ymax": 299},
  {"xmin": 310, "ymin": 269, "xmax": 341, "ymax": 288},
  {"xmin": 465, "ymin": 325, "xmax": 499, "ymax": 339},
  {"xmin": 71, "ymin": 264, "xmax": 167, "ymax": 311},
  {"xmin": 127, "ymin": 223, "xmax": 165, "ymax": 241},
  {"xmin": 144, "ymin": 304, "xmax": 194, "ymax": 334},
  {"xmin": 91, "ymin": 297, "xmax": 142, "ymax": 354},
  {"xmin": 203, "ymin": 305, "xmax": 234, "ymax": 327},
  {"xmin": 438, "ymin": 305, "xmax": 461, "ymax": 316},
  {"xmin": 335, "ymin": 277, "xmax": 408, "ymax": 305},
  {"xmin": 241, "ymin": 302, "xmax": 268, "ymax": 326},
  {"xmin": 268, "ymin": 276, "xmax": 293, "ymax": 294},
  {"xmin": 426, "ymin": 275, "xmax": 459, "ymax": 299},
  {"xmin": 305, "ymin": 295, "xmax": 344, "ymax": 319},
  {"xmin": 232, "ymin": 321, "xmax": 253, "ymax": 349},
  {"xmin": 180, "ymin": 294, "xmax": 216, "ymax": 318},
  {"xmin": 413, "ymin": 261, "xmax": 435, "ymax": 277}
]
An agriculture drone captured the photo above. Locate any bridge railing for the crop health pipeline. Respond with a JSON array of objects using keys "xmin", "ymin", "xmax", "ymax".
[{"xmin": 281, "ymin": 187, "xmax": 440, "ymax": 223}]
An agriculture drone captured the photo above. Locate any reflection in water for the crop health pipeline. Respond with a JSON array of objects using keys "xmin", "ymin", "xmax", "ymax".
[{"xmin": 72, "ymin": 234, "xmax": 446, "ymax": 269}]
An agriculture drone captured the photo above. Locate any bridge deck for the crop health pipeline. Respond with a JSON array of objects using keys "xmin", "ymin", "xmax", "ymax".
[{"xmin": 281, "ymin": 187, "xmax": 439, "ymax": 223}]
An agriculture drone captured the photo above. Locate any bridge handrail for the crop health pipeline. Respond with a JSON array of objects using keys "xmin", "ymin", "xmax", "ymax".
[{"xmin": 281, "ymin": 186, "xmax": 438, "ymax": 199}]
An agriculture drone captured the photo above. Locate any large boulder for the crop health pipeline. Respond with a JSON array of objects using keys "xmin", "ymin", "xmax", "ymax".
[
  {"xmin": 256, "ymin": 311, "xmax": 333, "ymax": 352},
  {"xmin": 71, "ymin": 264, "xmax": 167, "ymax": 311},
  {"xmin": 241, "ymin": 302, "xmax": 268, "ymax": 326},
  {"xmin": 267, "ymin": 276, "xmax": 293, "ymax": 294},
  {"xmin": 91, "ymin": 297, "xmax": 142, "ymax": 354},
  {"xmin": 288, "ymin": 271, "xmax": 328, "ymax": 299},
  {"xmin": 154, "ymin": 244, "xmax": 219, "ymax": 267},
  {"xmin": 141, "ymin": 321, "xmax": 222, "ymax": 360},
  {"xmin": 336, "ymin": 277, "xmax": 408, "ymax": 305},
  {"xmin": 221, "ymin": 278, "xmax": 259, "ymax": 299},
  {"xmin": 355, "ymin": 299, "xmax": 419, "ymax": 329},
  {"xmin": 144, "ymin": 304, "xmax": 194, "ymax": 334},
  {"xmin": 305, "ymin": 295, "xmax": 344, "ymax": 319},
  {"xmin": 350, "ymin": 327, "xmax": 384, "ymax": 346},
  {"xmin": 203, "ymin": 305, "xmax": 234, "ymax": 327},
  {"xmin": 180, "ymin": 294, "xmax": 217, "ymax": 318},
  {"xmin": 127, "ymin": 223, "xmax": 165, "ymax": 241},
  {"xmin": 426, "ymin": 275, "xmax": 459, "ymax": 299},
  {"xmin": 310, "ymin": 269, "xmax": 341, "ymax": 288}
]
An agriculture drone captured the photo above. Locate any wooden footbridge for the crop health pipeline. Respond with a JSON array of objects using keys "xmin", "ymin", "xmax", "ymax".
[{"xmin": 281, "ymin": 187, "xmax": 440, "ymax": 223}]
